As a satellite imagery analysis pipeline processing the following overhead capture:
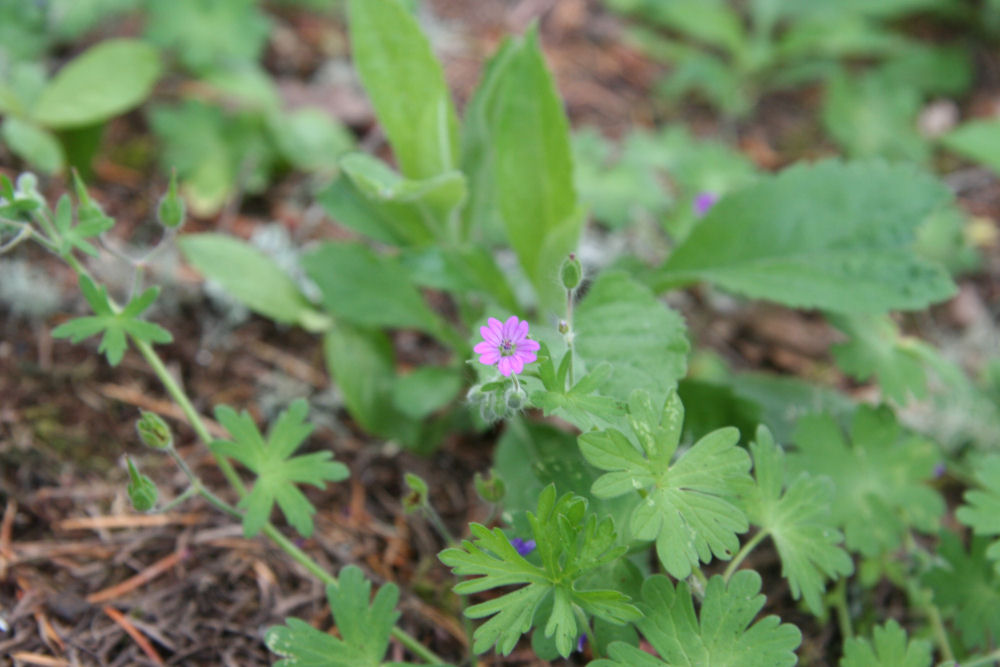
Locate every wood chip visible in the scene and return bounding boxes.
[54,513,208,532]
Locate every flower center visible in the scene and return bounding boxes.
[500,338,515,356]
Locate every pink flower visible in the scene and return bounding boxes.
[474,316,540,377]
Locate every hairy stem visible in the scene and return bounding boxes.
[723,528,769,583]
[832,578,853,641]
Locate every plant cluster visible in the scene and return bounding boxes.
[3,0,1000,665]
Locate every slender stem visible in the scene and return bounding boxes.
[155,485,197,513]
[723,528,769,582]
[167,448,242,519]
[832,578,853,640]
[925,600,955,665]
[963,648,1000,667]
[564,287,575,389]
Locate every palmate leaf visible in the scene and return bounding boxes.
[51,190,113,257]
[438,485,640,657]
[52,274,172,366]
[743,426,853,615]
[266,565,416,667]
[787,405,943,557]
[829,313,928,404]
[592,571,801,667]
[956,455,1000,574]
[654,160,955,313]
[211,399,349,538]
[923,532,1000,651]
[840,620,932,667]
[579,389,752,579]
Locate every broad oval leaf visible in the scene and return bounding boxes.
[34,39,161,129]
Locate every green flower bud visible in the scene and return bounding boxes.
[403,473,429,514]
[505,386,527,411]
[157,170,185,229]
[474,470,506,504]
[560,253,583,290]
[136,411,173,450]
[126,457,158,512]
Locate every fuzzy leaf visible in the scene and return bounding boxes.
[956,455,1000,575]
[840,620,932,667]
[787,406,943,557]
[923,532,1000,651]
[654,160,955,313]
[267,566,415,667]
[743,426,853,615]
[52,275,172,366]
[592,571,801,667]
[579,389,752,579]
[211,399,349,537]
[439,485,640,657]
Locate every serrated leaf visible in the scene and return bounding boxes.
[266,566,415,667]
[923,532,1000,651]
[574,271,689,406]
[347,0,458,180]
[956,455,1000,575]
[654,160,956,313]
[52,275,172,366]
[840,620,932,667]
[211,399,349,537]
[579,389,751,579]
[592,571,801,667]
[34,39,161,129]
[830,313,928,404]
[743,425,853,615]
[787,405,944,557]
[178,233,329,332]
[439,486,640,657]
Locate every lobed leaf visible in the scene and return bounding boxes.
[840,620,932,667]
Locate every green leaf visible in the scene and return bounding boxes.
[347,0,458,180]
[303,241,452,343]
[33,39,161,129]
[399,244,519,313]
[1,117,64,174]
[391,366,463,420]
[210,399,349,537]
[267,566,414,667]
[439,485,641,657]
[531,364,629,433]
[655,160,956,313]
[469,26,582,311]
[271,107,354,172]
[645,0,746,54]
[829,313,928,403]
[593,571,801,667]
[840,620,932,667]
[48,190,113,257]
[743,425,853,615]
[923,532,1000,651]
[177,233,329,332]
[52,275,172,366]
[574,271,689,406]
[956,455,1000,575]
[339,152,466,242]
[579,389,752,579]
[787,405,944,557]
[144,0,270,73]
[942,119,1000,178]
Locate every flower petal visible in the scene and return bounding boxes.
[503,315,519,340]
[516,350,537,365]
[497,356,514,376]
[481,323,501,345]
[518,338,540,352]
[508,356,525,375]
[474,341,497,354]
[479,350,501,365]
[514,318,529,341]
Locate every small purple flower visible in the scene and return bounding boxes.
[693,191,718,217]
[577,634,587,653]
[933,462,947,479]
[510,537,536,556]
[474,316,540,377]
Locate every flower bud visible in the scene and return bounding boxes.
[558,319,569,335]
[474,470,506,503]
[505,386,527,411]
[126,457,158,512]
[560,254,583,290]
[157,170,185,229]
[136,411,173,450]
[402,473,429,514]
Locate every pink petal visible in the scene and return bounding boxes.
[474,341,496,354]
[502,316,519,340]
[497,356,514,376]
[513,319,529,341]
[508,356,525,375]
[518,338,540,352]
[487,317,504,338]
[481,323,501,345]
[479,350,501,365]
[516,350,537,365]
